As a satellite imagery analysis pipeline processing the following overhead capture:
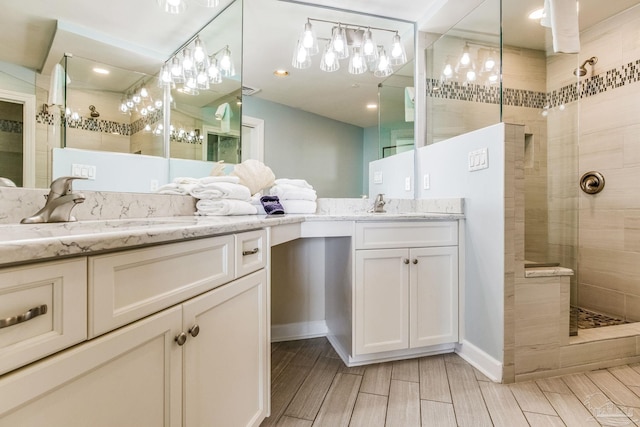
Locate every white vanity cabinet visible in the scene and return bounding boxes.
[353,221,459,357]
[0,230,269,427]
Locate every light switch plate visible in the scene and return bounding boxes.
[423,174,430,190]
[468,148,489,172]
[373,171,383,184]
[71,163,97,180]
[404,176,411,191]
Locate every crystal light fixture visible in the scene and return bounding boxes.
[291,17,408,77]
[441,42,500,85]
[160,39,234,93]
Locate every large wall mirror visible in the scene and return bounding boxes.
[242,0,414,198]
[52,0,244,193]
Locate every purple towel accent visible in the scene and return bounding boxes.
[260,195,285,215]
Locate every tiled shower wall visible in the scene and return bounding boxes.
[428,4,640,322]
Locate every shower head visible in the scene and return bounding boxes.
[573,56,598,77]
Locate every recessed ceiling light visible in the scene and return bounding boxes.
[93,67,110,75]
[273,69,289,77]
[528,7,545,20]
[366,103,378,110]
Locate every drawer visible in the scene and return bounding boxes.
[235,229,267,278]
[0,258,87,375]
[355,221,458,249]
[89,235,234,338]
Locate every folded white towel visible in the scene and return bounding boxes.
[196,199,257,216]
[541,0,580,53]
[189,182,251,201]
[156,182,196,195]
[198,176,240,184]
[281,200,317,214]
[270,185,317,201]
[274,178,313,189]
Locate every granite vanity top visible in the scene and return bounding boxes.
[0,212,463,267]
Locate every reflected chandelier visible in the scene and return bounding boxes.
[158,36,235,95]
[440,42,499,86]
[292,18,407,77]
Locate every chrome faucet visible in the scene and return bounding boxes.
[372,193,386,213]
[21,177,87,224]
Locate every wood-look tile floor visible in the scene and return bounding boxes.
[261,337,640,427]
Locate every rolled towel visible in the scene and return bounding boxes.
[189,182,251,200]
[280,200,317,214]
[274,178,313,189]
[270,185,317,201]
[196,199,257,216]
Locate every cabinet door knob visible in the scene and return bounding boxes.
[189,324,200,337]
[403,258,410,264]
[175,332,188,346]
[412,259,418,264]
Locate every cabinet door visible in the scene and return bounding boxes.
[355,249,409,355]
[410,246,458,348]
[0,306,183,427]
[182,270,268,427]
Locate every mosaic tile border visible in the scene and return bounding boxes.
[35,110,162,137]
[428,58,640,109]
[0,119,23,133]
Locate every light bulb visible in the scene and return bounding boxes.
[220,48,232,71]
[488,73,498,84]
[197,72,207,84]
[160,65,171,83]
[302,23,314,49]
[484,57,496,71]
[186,77,197,89]
[140,87,149,98]
[362,29,376,56]
[460,52,470,66]
[443,64,453,77]
[155,100,163,108]
[378,54,389,71]
[466,69,476,81]
[140,107,148,116]
[119,103,128,113]
[324,50,336,66]
[193,38,206,63]
[170,57,182,76]
[132,93,141,104]
[296,45,308,64]
[182,49,194,71]
[391,40,402,58]
[144,124,151,132]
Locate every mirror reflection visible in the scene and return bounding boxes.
[45,0,243,193]
[242,0,414,197]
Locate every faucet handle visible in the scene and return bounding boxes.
[49,176,87,197]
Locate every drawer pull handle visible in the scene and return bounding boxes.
[412,259,418,264]
[175,332,188,346]
[403,258,410,264]
[189,324,200,338]
[0,304,48,329]
[243,248,259,256]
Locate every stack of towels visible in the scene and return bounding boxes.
[157,176,256,215]
[268,178,317,214]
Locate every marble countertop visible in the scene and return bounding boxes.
[0,212,463,267]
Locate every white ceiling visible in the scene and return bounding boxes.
[1,0,639,128]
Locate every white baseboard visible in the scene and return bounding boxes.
[455,340,503,382]
[271,320,328,342]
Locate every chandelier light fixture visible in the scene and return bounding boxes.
[119,81,163,116]
[441,42,499,86]
[291,18,408,76]
[157,0,220,14]
[159,36,235,95]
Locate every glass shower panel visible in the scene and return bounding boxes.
[424,0,501,146]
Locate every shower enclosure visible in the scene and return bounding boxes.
[426,0,640,337]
